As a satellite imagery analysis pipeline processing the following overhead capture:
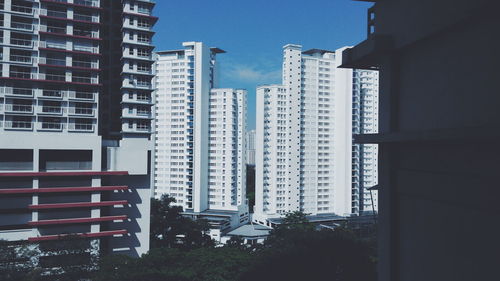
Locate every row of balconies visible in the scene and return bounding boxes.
[1,55,98,69]
[1,39,100,54]
[0,87,96,101]
[39,9,100,23]
[39,25,99,39]
[0,104,96,117]
[6,71,99,84]
[0,120,95,132]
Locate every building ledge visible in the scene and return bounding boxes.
[355,127,500,144]
[28,230,127,242]
[0,171,128,177]
[339,35,393,70]
[29,200,128,210]
[0,186,128,194]
[28,215,127,226]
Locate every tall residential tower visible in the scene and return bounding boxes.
[0,0,156,258]
[154,42,248,238]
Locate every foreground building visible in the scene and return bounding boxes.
[254,44,379,225]
[154,42,249,239]
[342,0,499,280]
[0,0,156,258]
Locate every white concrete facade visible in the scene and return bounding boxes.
[154,42,248,230]
[255,44,378,223]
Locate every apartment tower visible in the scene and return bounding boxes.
[0,0,156,258]
[154,42,248,237]
[254,44,378,224]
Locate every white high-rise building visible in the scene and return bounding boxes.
[254,44,378,224]
[246,130,256,165]
[154,42,248,237]
[351,70,379,214]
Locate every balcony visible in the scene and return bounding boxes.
[74,13,99,23]
[0,87,34,98]
[38,106,64,115]
[11,22,34,31]
[10,38,35,48]
[73,29,99,38]
[9,71,35,79]
[38,122,64,131]
[74,0,99,7]
[40,73,67,82]
[9,54,34,64]
[68,123,94,132]
[39,90,65,99]
[4,104,34,114]
[39,57,67,66]
[11,4,34,15]
[68,91,95,101]
[73,44,99,53]
[40,9,67,19]
[68,107,94,116]
[4,121,33,130]
[39,41,66,50]
[72,76,98,84]
[40,25,67,34]
[72,60,98,69]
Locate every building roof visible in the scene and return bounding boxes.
[227,224,272,237]
[302,48,336,55]
[156,49,185,55]
[210,47,226,54]
[267,213,346,224]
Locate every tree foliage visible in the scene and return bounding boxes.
[150,195,214,249]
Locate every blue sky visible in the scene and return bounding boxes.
[152,0,372,129]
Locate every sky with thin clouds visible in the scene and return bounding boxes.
[153,0,372,129]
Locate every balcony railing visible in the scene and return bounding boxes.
[73,29,98,38]
[73,60,98,69]
[11,5,34,14]
[38,122,64,131]
[72,76,97,84]
[68,107,94,116]
[9,71,34,79]
[74,0,99,7]
[4,104,33,114]
[68,123,94,132]
[41,25,67,34]
[40,57,67,66]
[43,73,66,81]
[68,91,95,100]
[73,45,99,53]
[0,87,34,97]
[9,55,34,64]
[39,41,66,50]
[42,9,67,18]
[11,22,34,31]
[10,38,34,48]
[4,121,33,130]
[40,90,65,99]
[38,106,64,115]
[74,14,99,23]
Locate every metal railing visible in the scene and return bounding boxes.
[68,107,94,115]
[39,122,64,130]
[43,73,66,81]
[9,71,33,79]
[41,90,65,98]
[11,5,33,14]
[4,121,32,130]
[74,0,99,7]
[73,29,98,38]
[10,37,34,48]
[9,55,33,63]
[4,104,33,113]
[40,41,67,50]
[11,22,33,31]
[68,91,95,100]
[40,57,66,66]
[39,106,64,114]
[45,10,67,18]
[73,45,98,53]
[68,123,94,132]
[74,14,99,23]
[73,60,98,69]
[72,76,97,84]
[0,87,34,97]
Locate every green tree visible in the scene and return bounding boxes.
[150,195,214,249]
